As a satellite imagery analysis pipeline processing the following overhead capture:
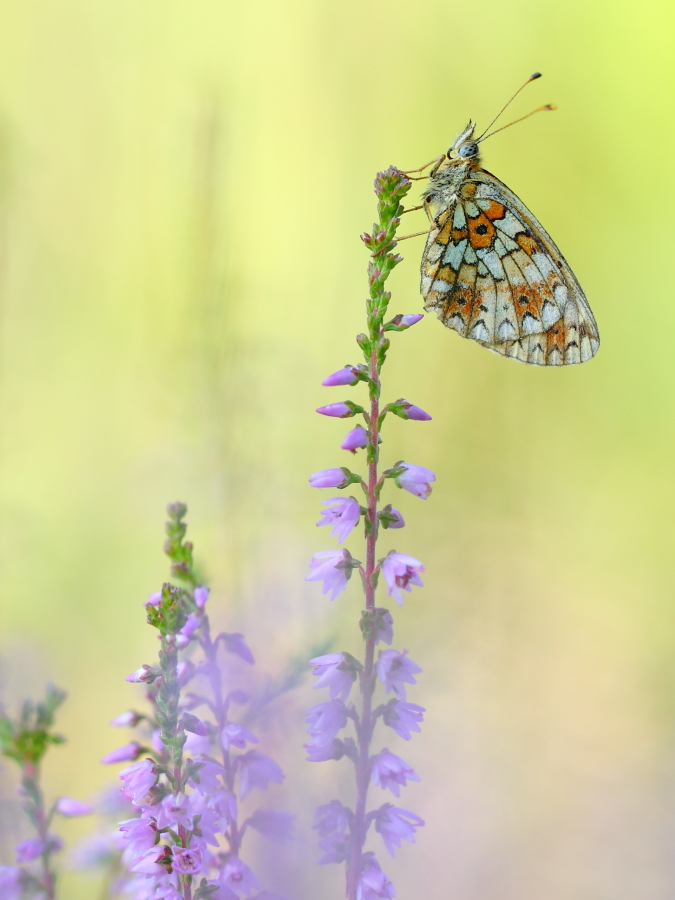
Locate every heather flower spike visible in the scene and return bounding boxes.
[305,167,429,898]
[108,503,291,899]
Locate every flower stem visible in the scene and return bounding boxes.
[346,167,412,899]
[21,764,56,899]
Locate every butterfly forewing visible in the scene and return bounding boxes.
[420,165,599,366]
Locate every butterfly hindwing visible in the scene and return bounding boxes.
[420,167,600,366]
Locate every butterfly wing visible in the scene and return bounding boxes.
[420,168,600,366]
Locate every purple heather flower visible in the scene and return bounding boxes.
[221,722,259,750]
[396,400,431,421]
[156,792,194,830]
[316,402,355,418]
[0,866,23,900]
[396,463,436,499]
[376,649,422,700]
[176,659,196,685]
[118,758,158,803]
[341,425,369,452]
[219,856,260,897]
[246,809,295,842]
[382,700,425,740]
[184,730,212,756]
[179,613,201,639]
[306,699,348,746]
[381,552,424,606]
[173,846,203,875]
[110,710,143,727]
[371,749,420,797]
[144,591,162,607]
[125,664,161,684]
[309,653,357,702]
[182,713,208,736]
[305,550,351,601]
[304,738,345,762]
[221,632,255,665]
[101,741,144,764]
[309,467,348,488]
[371,804,424,857]
[54,796,93,817]
[128,846,171,875]
[356,853,395,900]
[316,496,361,542]
[16,837,47,863]
[237,751,284,799]
[380,505,405,529]
[194,585,210,607]
[313,800,350,838]
[188,758,226,793]
[372,608,394,646]
[318,832,349,865]
[119,817,158,857]
[322,366,360,386]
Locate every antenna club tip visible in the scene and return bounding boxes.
[545,104,557,111]
[530,71,542,80]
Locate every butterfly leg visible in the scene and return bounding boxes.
[400,204,424,215]
[396,227,434,242]
[399,155,445,179]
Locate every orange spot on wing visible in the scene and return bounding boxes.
[467,214,495,249]
[451,228,468,241]
[483,201,506,221]
[517,234,538,256]
[436,217,453,245]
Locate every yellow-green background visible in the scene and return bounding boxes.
[0,1,674,897]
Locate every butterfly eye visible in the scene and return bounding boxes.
[458,142,478,159]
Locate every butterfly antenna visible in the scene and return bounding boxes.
[475,72,543,142]
[477,104,557,143]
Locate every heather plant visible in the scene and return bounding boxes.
[0,686,93,899]
[304,168,429,899]
[102,503,292,900]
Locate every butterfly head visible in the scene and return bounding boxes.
[448,122,480,162]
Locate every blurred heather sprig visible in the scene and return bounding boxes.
[102,503,292,900]
[304,168,429,898]
[0,685,93,899]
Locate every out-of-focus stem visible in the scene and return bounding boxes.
[21,764,56,900]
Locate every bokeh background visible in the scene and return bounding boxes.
[1,1,675,897]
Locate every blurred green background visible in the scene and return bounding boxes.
[1,0,675,897]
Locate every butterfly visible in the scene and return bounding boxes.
[416,74,599,366]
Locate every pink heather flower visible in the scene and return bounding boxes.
[309,653,357,702]
[173,847,203,875]
[313,800,349,837]
[371,749,420,797]
[0,866,23,900]
[306,699,348,746]
[398,400,431,420]
[237,751,284,799]
[110,710,143,727]
[309,467,348,488]
[144,591,162,607]
[221,633,255,665]
[176,659,196,685]
[391,313,423,328]
[246,809,295,842]
[376,649,422,700]
[318,833,349,865]
[316,402,354,418]
[184,730,212,756]
[157,792,193,829]
[305,550,350,601]
[221,722,259,750]
[396,462,436,499]
[151,728,165,753]
[128,846,171,875]
[55,796,93,816]
[194,585,210,607]
[382,700,425,740]
[379,505,405,529]
[316,496,361,542]
[219,856,260,897]
[381,552,424,606]
[187,758,226,793]
[180,613,201,639]
[119,817,158,857]
[341,425,369,452]
[119,758,158,803]
[125,664,161,684]
[357,853,395,900]
[322,366,360,386]
[101,741,144,764]
[371,804,424,857]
